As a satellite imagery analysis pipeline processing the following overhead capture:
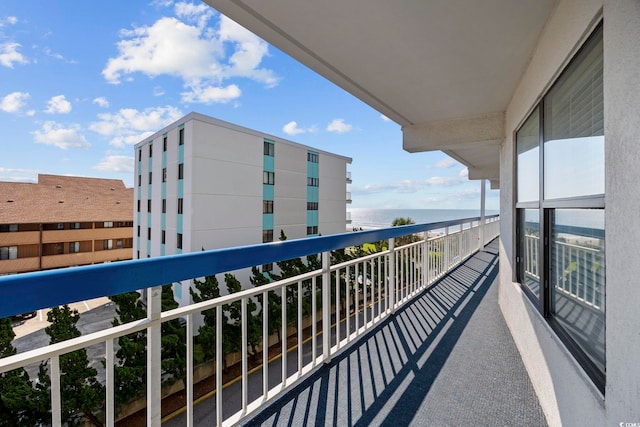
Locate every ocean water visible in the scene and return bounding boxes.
[348,208,499,230]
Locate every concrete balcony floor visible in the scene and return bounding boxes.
[167,240,547,426]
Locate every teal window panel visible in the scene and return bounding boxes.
[307,186,319,201]
[179,145,184,163]
[161,244,165,256]
[263,184,274,200]
[147,213,152,226]
[178,180,184,198]
[263,213,274,230]
[174,282,182,301]
[306,210,319,226]
[161,214,166,229]
[176,248,182,254]
[177,214,183,232]
[307,162,319,177]
[162,183,166,198]
[162,152,167,166]
[263,155,274,171]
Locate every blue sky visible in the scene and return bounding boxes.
[0,0,499,210]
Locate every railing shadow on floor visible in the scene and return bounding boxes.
[241,246,499,426]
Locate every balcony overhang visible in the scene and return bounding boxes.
[203,0,557,189]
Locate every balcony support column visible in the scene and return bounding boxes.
[322,251,331,363]
[147,286,162,427]
[480,179,486,249]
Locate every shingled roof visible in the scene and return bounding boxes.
[0,174,133,224]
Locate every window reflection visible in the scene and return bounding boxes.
[550,209,605,372]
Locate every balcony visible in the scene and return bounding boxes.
[0,215,547,427]
[346,171,352,183]
[346,211,352,224]
[346,192,352,204]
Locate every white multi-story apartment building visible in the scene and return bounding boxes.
[133,112,352,303]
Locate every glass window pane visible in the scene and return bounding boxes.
[517,109,540,202]
[519,209,540,297]
[544,27,603,199]
[550,209,605,372]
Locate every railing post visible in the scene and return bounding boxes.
[147,286,162,427]
[388,238,396,314]
[422,231,428,289]
[322,251,331,362]
[444,227,450,272]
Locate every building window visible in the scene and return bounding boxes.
[137,200,141,212]
[0,224,18,232]
[104,221,113,228]
[147,200,152,213]
[147,228,151,240]
[515,24,604,390]
[162,168,167,183]
[179,128,184,146]
[56,223,64,230]
[263,200,274,214]
[138,174,141,187]
[70,222,80,229]
[307,177,319,187]
[262,229,273,243]
[162,199,166,214]
[149,144,153,158]
[263,171,275,185]
[138,149,142,162]
[69,242,80,253]
[178,198,184,214]
[262,263,273,272]
[163,135,167,152]
[104,240,113,250]
[307,202,318,211]
[149,171,152,184]
[307,226,318,235]
[0,246,18,260]
[117,240,123,249]
[307,152,318,163]
[177,233,183,249]
[137,226,140,237]
[178,163,184,180]
[264,141,274,156]
[161,230,166,244]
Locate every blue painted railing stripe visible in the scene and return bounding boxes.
[0,215,497,318]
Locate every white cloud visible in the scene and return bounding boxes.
[380,114,391,122]
[102,12,278,103]
[44,95,72,114]
[459,167,469,178]
[0,42,28,68]
[434,158,458,169]
[153,86,165,96]
[89,106,183,147]
[353,175,466,195]
[282,121,305,136]
[326,118,353,133]
[0,166,37,183]
[181,84,241,104]
[0,91,30,113]
[32,121,91,149]
[93,97,110,108]
[93,155,134,173]
[0,16,18,26]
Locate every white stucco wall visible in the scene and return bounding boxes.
[499,1,615,426]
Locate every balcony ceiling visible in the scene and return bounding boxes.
[204,0,558,188]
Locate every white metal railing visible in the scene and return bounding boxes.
[523,234,603,310]
[0,217,499,427]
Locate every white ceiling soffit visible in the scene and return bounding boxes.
[204,0,557,186]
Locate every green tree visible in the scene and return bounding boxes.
[110,291,146,406]
[190,274,221,363]
[392,217,417,246]
[39,305,104,426]
[0,317,42,426]
[160,285,187,387]
[250,266,282,345]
